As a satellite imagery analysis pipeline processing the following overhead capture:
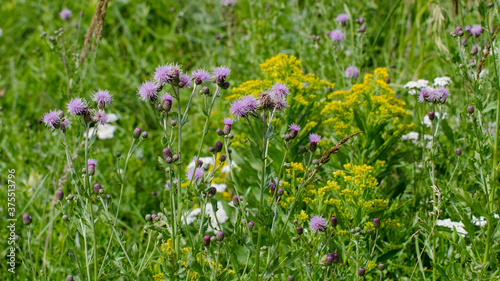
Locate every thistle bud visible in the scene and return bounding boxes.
[93,183,102,194]
[219,155,226,162]
[56,189,64,201]
[209,146,215,153]
[471,45,478,56]
[232,195,239,206]
[461,38,468,46]
[170,119,178,127]
[355,226,362,232]
[200,86,210,95]
[248,221,254,230]
[214,141,223,152]
[357,24,366,33]
[23,213,32,225]
[67,194,74,201]
[66,275,74,281]
[277,188,284,196]
[325,254,334,266]
[163,147,173,159]
[62,214,69,222]
[283,134,291,141]
[133,127,142,139]
[216,231,225,241]
[291,236,299,242]
[378,263,386,270]
[373,217,380,228]
[330,216,337,228]
[227,133,234,139]
[145,214,152,221]
[299,146,307,153]
[151,213,158,221]
[428,111,435,120]
[467,105,474,114]
[116,152,122,158]
[287,275,294,281]
[221,81,230,89]
[141,131,149,139]
[258,92,274,110]
[165,157,173,164]
[296,226,303,235]
[367,229,374,235]
[331,253,339,263]
[358,267,366,276]
[455,148,462,156]
[309,142,317,152]
[173,154,180,162]
[203,235,211,246]
[216,128,224,136]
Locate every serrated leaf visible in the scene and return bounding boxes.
[157,156,168,169]
[114,172,123,184]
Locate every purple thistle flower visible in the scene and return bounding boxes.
[270,92,289,111]
[271,83,289,98]
[289,123,301,132]
[67,98,87,115]
[60,117,70,131]
[464,25,471,35]
[60,9,72,20]
[309,134,321,144]
[327,29,344,42]
[92,90,112,108]
[344,66,359,79]
[470,25,484,37]
[23,213,32,225]
[191,69,211,85]
[309,216,327,232]
[43,110,62,129]
[88,159,97,166]
[212,66,231,85]
[289,123,301,139]
[179,73,192,88]
[165,179,178,191]
[186,168,204,184]
[230,95,259,118]
[93,110,108,125]
[138,81,159,101]
[336,13,349,25]
[154,63,182,85]
[223,118,233,126]
[222,0,235,6]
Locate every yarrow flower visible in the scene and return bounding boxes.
[404,79,429,95]
[327,29,344,42]
[92,110,108,125]
[67,98,87,115]
[138,81,159,102]
[92,89,112,108]
[310,216,328,232]
[191,69,211,85]
[335,13,349,25]
[60,9,72,20]
[212,66,231,85]
[433,77,452,87]
[179,73,192,88]
[230,95,259,118]
[154,63,181,84]
[344,66,359,79]
[186,168,204,185]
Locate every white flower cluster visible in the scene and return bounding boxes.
[404,76,452,95]
[401,131,419,143]
[182,201,229,233]
[84,113,119,139]
[436,214,499,236]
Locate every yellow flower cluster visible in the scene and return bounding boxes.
[229,54,335,134]
[321,68,412,136]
